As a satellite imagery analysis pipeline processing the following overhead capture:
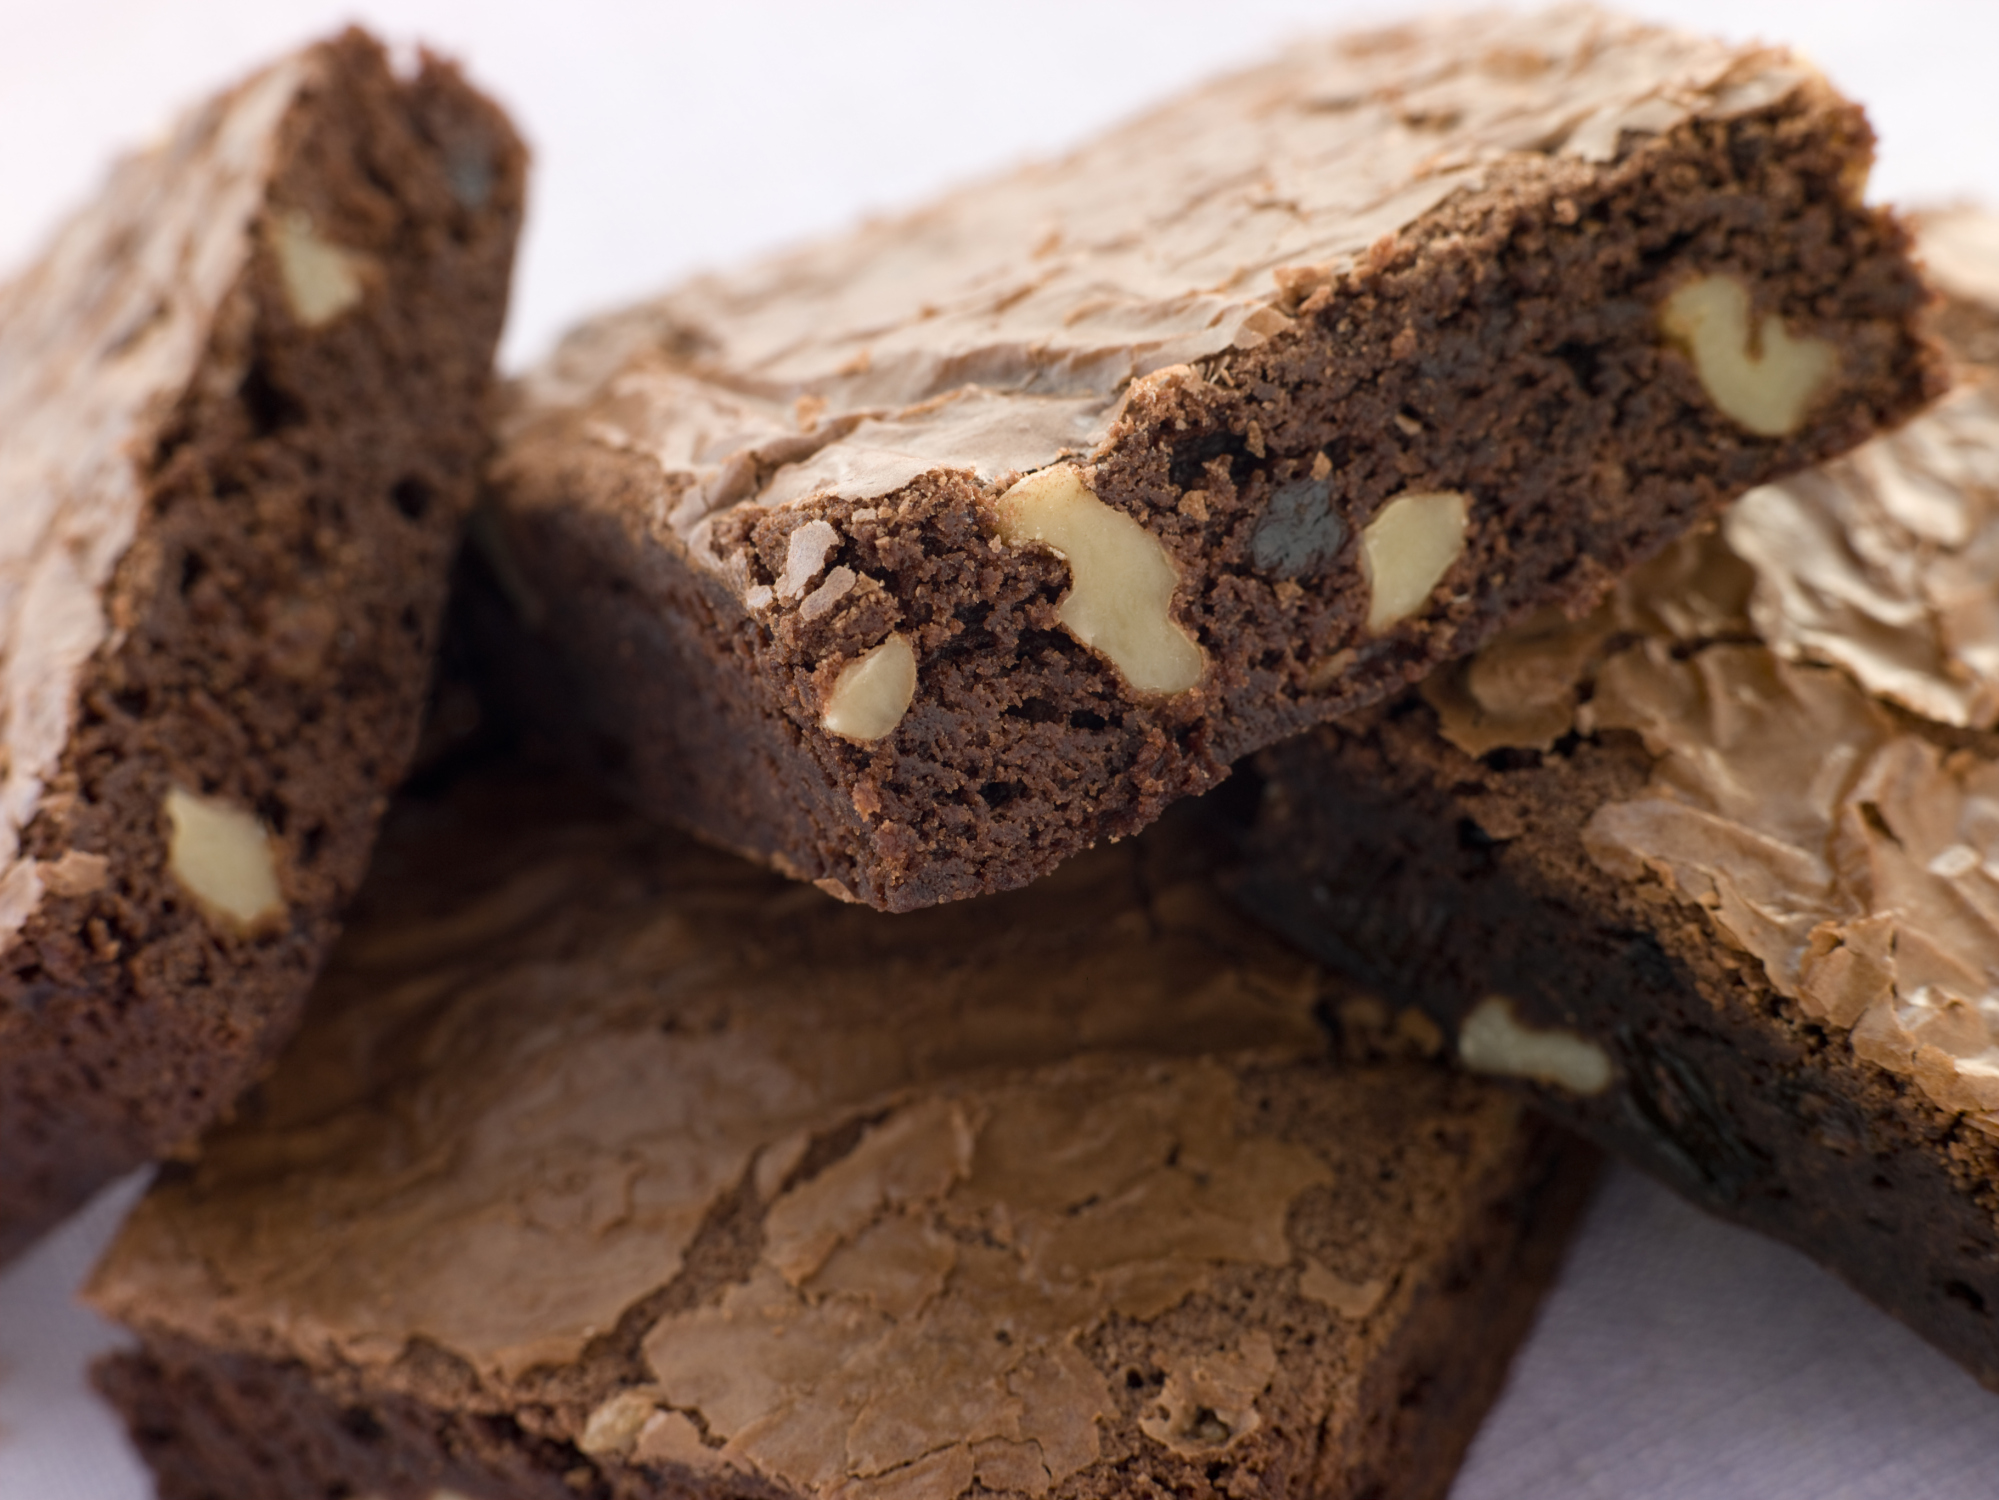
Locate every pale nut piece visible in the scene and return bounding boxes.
[1458,995,1612,1094]
[1658,274,1838,438]
[579,1390,661,1457]
[821,632,917,743]
[995,463,1205,694]
[163,786,284,931]
[1360,489,1470,633]
[271,209,364,328]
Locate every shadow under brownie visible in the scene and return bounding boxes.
[88,768,1593,1500]
[1236,206,1999,1389]
[0,30,525,1264]
[480,6,1938,913]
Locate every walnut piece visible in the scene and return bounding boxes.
[164,786,284,931]
[995,463,1205,694]
[270,209,364,328]
[1659,274,1838,438]
[1360,489,1470,632]
[1457,996,1612,1095]
[580,1390,661,1457]
[821,632,917,743]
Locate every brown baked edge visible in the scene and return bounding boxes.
[91,1074,1593,1500]
[0,32,525,1264]
[1235,712,1999,1390]
[484,80,1939,913]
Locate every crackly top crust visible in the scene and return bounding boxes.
[1420,209,1999,1130]
[0,51,319,948]
[509,6,1821,578]
[85,772,1536,1500]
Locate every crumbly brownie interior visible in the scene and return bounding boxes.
[1238,679,1999,1387]
[0,33,524,1261]
[492,82,1936,911]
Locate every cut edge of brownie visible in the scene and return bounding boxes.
[485,65,1940,913]
[0,30,526,1263]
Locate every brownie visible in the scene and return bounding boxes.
[479,8,1938,914]
[1234,206,1999,1387]
[87,767,1595,1500]
[0,30,525,1264]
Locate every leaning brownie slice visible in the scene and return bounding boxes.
[0,30,525,1263]
[88,768,1594,1500]
[482,6,1937,912]
[1235,207,1999,1386]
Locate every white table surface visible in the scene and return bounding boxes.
[6,3,1999,1495]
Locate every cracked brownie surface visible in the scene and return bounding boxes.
[89,766,1593,1500]
[1237,206,1999,1389]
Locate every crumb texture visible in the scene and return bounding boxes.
[1238,213,1999,1383]
[0,27,525,1262]
[488,6,1937,911]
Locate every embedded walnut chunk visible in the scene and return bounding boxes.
[270,209,364,327]
[163,787,284,932]
[1659,274,1838,438]
[821,632,917,743]
[1360,489,1470,632]
[580,1390,662,1457]
[1458,996,1612,1095]
[995,464,1205,694]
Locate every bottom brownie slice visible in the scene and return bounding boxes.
[1235,208,1999,1391]
[87,767,1591,1500]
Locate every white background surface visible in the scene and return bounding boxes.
[5,2,1999,1496]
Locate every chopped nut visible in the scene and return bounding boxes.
[821,632,917,743]
[1457,996,1612,1094]
[1360,489,1470,632]
[270,210,364,328]
[995,464,1205,694]
[1659,274,1838,438]
[164,787,284,932]
[580,1390,661,1457]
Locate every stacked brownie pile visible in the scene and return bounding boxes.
[5,7,1992,1498]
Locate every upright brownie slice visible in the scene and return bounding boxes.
[481,7,1937,912]
[0,30,525,1263]
[88,768,1594,1500]
[1236,207,1999,1387]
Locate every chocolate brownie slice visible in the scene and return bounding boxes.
[88,767,1594,1500]
[1234,207,1999,1387]
[0,30,525,1264]
[480,7,1938,913]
